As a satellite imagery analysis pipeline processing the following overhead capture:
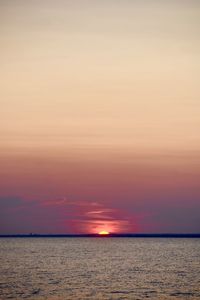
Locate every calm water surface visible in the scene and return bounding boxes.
[0,238,200,299]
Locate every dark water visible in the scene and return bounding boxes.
[0,238,200,300]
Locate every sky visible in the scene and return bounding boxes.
[0,0,200,234]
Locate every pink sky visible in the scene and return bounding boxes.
[0,0,200,234]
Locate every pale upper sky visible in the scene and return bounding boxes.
[1,0,200,154]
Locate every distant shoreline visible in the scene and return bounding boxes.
[0,233,200,238]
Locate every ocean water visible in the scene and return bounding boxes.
[0,238,200,300]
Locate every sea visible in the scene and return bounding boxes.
[0,238,200,299]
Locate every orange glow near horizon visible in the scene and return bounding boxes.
[98,231,110,235]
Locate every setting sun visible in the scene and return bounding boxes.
[98,231,109,235]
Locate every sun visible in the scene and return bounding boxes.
[98,230,109,235]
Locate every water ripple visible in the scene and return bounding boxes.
[0,238,200,300]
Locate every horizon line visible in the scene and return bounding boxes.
[1,233,200,238]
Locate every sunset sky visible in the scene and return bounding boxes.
[0,0,200,234]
